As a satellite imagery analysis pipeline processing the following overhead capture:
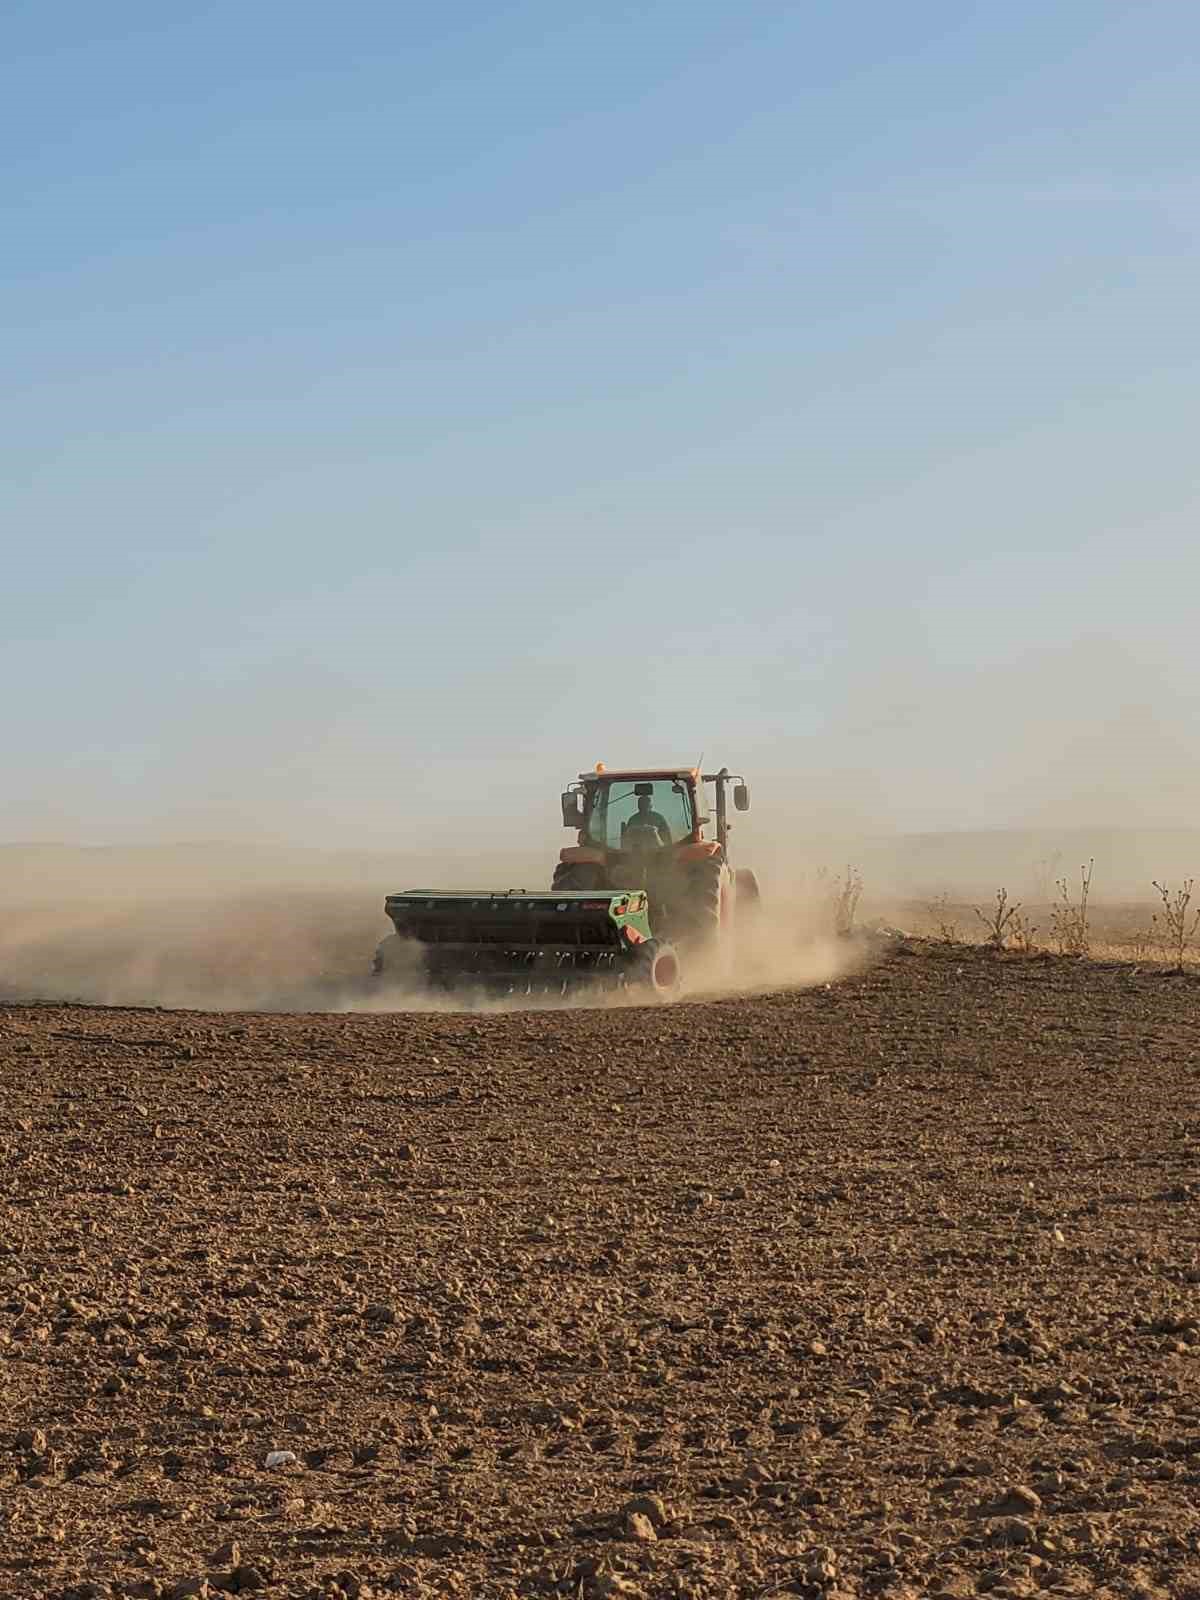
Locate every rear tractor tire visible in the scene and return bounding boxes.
[685,856,734,962]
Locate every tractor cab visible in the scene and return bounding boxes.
[560,766,750,861]
[554,764,756,949]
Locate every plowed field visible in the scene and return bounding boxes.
[2,942,1199,1600]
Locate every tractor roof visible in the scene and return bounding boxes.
[579,767,700,783]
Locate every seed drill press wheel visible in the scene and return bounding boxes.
[632,938,681,999]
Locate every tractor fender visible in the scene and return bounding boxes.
[674,841,723,863]
[559,845,607,866]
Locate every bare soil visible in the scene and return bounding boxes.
[2,941,1199,1600]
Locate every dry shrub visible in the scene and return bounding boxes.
[1151,878,1200,972]
[1008,906,1040,954]
[925,891,960,944]
[973,888,1023,950]
[818,865,863,937]
[1050,860,1094,957]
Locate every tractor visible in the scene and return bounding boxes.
[373,763,759,998]
[553,764,759,957]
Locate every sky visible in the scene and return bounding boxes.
[4,0,1199,851]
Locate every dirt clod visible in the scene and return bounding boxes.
[620,1494,670,1529]
[622,1511,658,1541]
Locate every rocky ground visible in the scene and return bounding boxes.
[1,941,1199,1599]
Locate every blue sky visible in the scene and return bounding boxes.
[5,1,1199,847]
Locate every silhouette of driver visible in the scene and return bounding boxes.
[621,786,673,848]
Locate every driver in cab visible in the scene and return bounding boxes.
[621,785,673,849]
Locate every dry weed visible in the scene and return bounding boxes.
[818,865,864,937]
[1050,860,1094,957]
[925,891,960,944]
[1125,923,1160,965]
[973,888,1023,951]
[1151,878,1200,972]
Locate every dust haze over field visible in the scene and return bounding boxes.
[3,826,1199,1014]
[4,638,1200,1009]
[0,843,869,1012]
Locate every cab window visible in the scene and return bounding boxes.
[585,779,694,849]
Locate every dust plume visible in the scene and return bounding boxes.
[680,881,878,1001]
[9,628,1200,1010]
[0,845,870,1014]
[0,887,380,1012]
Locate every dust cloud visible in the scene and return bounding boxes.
[6,630,1200,1009]
[0,844,536,1013]
[5,809,1200,1013]
[0,882,378,1013]
[0,843,874,1013]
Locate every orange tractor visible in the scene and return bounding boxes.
[554,764,760,961]
[375,763,759,997]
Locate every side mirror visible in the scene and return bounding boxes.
[733,783,750,813]
[561,791,585,829]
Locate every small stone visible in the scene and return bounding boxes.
[624,1511,658,1541]
[927,1575,973,1599]
[621,1494,669,1529]
[1127,1574,1171,1600]
[590,1577,642,1599]
[984,1484,1042,1517]
[805,1543,839,1583]
[988,1517,1035,1547]
[405,1531,466,1557]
